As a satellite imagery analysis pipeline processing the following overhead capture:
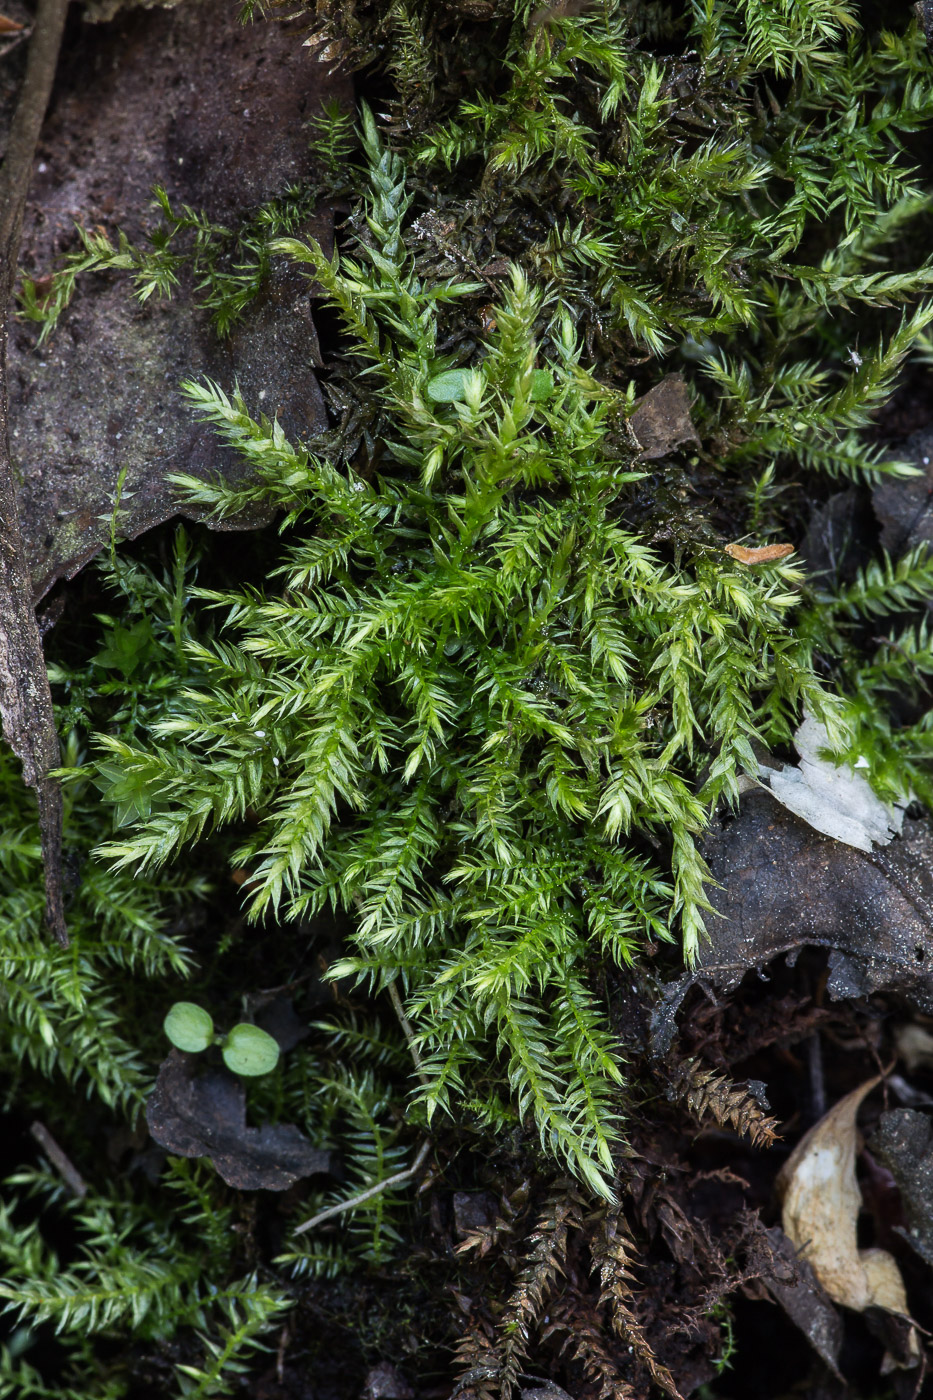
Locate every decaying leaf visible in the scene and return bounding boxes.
[0,14,24,30]
[10,0,350,599]
[777,1078,919,1366]
[629,373,700,462]
[760,714,904,853]
[0,0,71,947]
[895,1022,933,1073]
[871,1108,933,1269]
[724,542,795,564]
[872,427,933,556]
[363,1362,415,1400]
[651,791,933,1056]
[146,1049,334,1190]
[759,1225,844,1379]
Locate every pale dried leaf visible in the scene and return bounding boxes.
[895,1023,933,1073]
[761,714,904,852]
[778,1076,918,1358]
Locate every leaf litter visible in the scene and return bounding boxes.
[778,1078,921,1369]
[759,714,906,854]
[7,0,350,600]
[146,1049,334,1191]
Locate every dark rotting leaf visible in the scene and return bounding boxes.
[146,1049,334,1190]
[652,791,933,1055]
[629,373,700,462]
[871,1108,933,1270]
[0,0,70,947]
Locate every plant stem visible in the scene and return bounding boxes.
[292,1137,432,1238]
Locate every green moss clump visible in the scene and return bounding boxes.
[2,2,933,1394]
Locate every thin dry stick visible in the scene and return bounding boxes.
[292,1136,432,1237]
[0,0,69,946]
[30,1120,88,1198]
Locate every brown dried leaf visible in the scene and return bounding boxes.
[629,374,700,462]
[777,1078,920,1365]
[724,542,795,564]
[146,1050,334,1191]
[0,14,24,30]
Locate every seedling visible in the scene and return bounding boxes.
[163,1001,280,1076]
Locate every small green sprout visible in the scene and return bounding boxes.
[163,1001,280,1076]
[221,1024,281,1077]
[163,1001,214,1053]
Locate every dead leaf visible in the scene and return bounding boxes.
[759,1225,844,1379]
[798,488,873,586]
[146,1049,334,1191]
[777,1077,919,1365]
[0,0,71,946]
[0,14,24,30]
[453,1190,499,1240]
[247,993,311,1054]
[760,714,905,853]
[724,542,795,564]
[629,374,700,462]
[871,1108,933,1269]
[651,792,933,1057]
[522,1386,576,1400]
[9,1,351,599]
[895,1023,933,1073]
[872,427,933,557]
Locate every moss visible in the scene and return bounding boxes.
[2,1,933,1395]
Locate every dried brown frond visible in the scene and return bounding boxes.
[668,1057,780,1148]
[456,1215,516,1260]
[498,1187,584,1398]
[545,1296,636,1400]
[592,1208,682,1400]
[449,1321,500,1400]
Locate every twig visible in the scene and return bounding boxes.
[0,0,69,946]
[30,1120,88,1198]
[292,1136,432,1237]
[387,978,429,1086]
